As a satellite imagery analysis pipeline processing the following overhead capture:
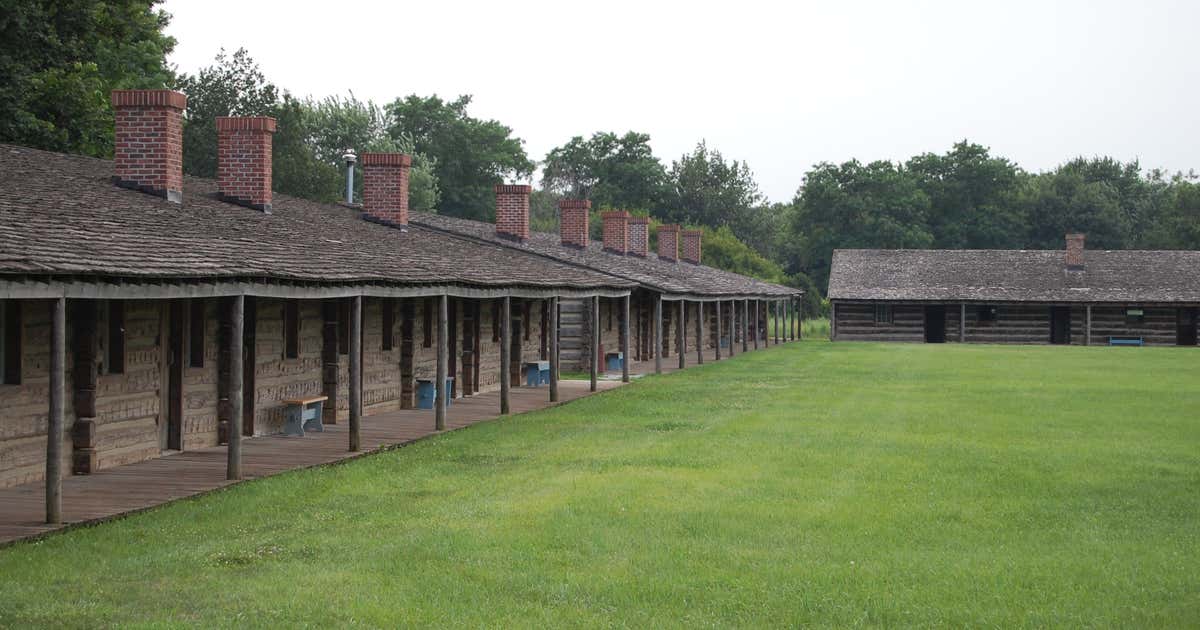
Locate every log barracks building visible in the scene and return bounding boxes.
[828,235,1200,346]
[0,89,797,524]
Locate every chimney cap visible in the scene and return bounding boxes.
[494,184,532,194]
[601,209,630,219]
[658,223,681,232]
[111,89,187,110]
[559,199,591,210]
[215,116,276,132]
[682,228,703,236]
[343,151,357,165]
[361,153,412,167]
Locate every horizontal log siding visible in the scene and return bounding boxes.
[1090,306,1183,346]
[834,303,925,342]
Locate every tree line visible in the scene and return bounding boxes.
[4,1,1196,319]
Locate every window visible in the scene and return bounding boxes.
[423,298,434,348]
[284,302,300,359]
[189,300,206,368]
[382,300,395,351]
[978,305,998,322]
[2,301,20,385]
[1125,307,1145,325]
[338,300,350,355]
[103,301,125,375]
[874,304,893,325]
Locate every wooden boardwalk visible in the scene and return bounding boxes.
[0,379,622,546]
[0,342,780,547]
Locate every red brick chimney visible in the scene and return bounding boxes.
[628,216,649,257]
[361,153,412,225]
[681,229,703,265]
[494,184,531,241]
[658,224,680,261]
[601,210,630,254]
[216,117,276,212]
[111,89,187,203]
[1065,233,1086,270]
[559,199,591,248]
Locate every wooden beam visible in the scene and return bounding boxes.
[501,296,511,414]
[46,297,65,524]
[677,300,686,369]
[1086,304,1092,346]
[227,295,243,480]
[436,294,448,430]
[741,300,749,353]
[696,301,704,364]
[549,297,559,402]
[654,294,663,375]
[960,303,966,343]
[621,294,631,383]
[348,295,362,451]
[753,301,759,349]
[715,300,722,360]
[590,296,599,392]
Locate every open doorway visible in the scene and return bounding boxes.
[1050,306,1071,344]
[164,300,184,451]
[924,306,946,343]
[1178,307,1198,346]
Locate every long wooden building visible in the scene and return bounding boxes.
[828,234,1200,346]
[0,89,796,526]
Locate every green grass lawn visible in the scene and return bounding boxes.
[2,341,1198,627]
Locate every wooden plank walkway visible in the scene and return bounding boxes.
[0,379,621,547]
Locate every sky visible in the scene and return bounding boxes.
[161,0,1200,203]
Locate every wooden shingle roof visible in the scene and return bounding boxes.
[411,212,798,300]
[828,248,1200,303]
[0,145,634,293]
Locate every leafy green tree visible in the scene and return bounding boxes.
[791,160,934,290]
[541,132,672,211]
[906,141,1027,249]
[176,48,278,178]
[1019,168,1132,250]
[386,94,533,221]
[0,0,176,156]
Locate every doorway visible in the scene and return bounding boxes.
[1050,306,1071,345]
[1178,307,1198,346]
[924,306,946,343]
[165,301,184,451]
[242,297,257,436]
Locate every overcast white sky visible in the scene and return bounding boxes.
[162,0,1199,202]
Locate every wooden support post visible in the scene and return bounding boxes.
[436,294,448,430]
[753,301,759,349]
[960,303,966,343]
[621,294,631,383]
[1085,304,1092,346]
[830,302,837,340]
[45,297,65,524]
[715,300,723,360]
[590,296,599,392]
[500,295,512,414]
[349,295,362,451]
[549,297,560,401]
[774,301,780,344]
[677,300,686,369]
[654,294,663,375]
[227,295,244,480]
[741,300,749,353]
[696,301,704,365]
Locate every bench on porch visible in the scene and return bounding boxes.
[282,395,328,436]
[417,377,454,409]
[604,351,624,371]
[524,361,550,386]
[1108,336,1144,347]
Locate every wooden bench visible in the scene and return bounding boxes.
[282,395,328,436]
[524,361,550,387]
[604,351,624,371]
[1108,336,1144,347]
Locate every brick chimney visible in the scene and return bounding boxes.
[111,89,187,203]
[628,216,649,257]
[681,229,702,264]
[361,153,412,225]
[559,199,591,248]
[658,224,680,261]
[494,184,531,241]
[1065,233,1086,270]
[216,117,276,212]
[601,210,630,254]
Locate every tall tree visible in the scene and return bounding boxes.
[176,48,278,178]
[667,141,764,228]
[906,141,1027,249]
[0,0,176,156]
[386,95,533,221]
[541,131,671,211]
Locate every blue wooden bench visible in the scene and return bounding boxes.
[605,352,624,371]
[1108,336,1144,347]
[524,361,550,386]
[417,377,454,409]
[282,395,327,436]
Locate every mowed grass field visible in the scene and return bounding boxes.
[2,340,1198,627]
